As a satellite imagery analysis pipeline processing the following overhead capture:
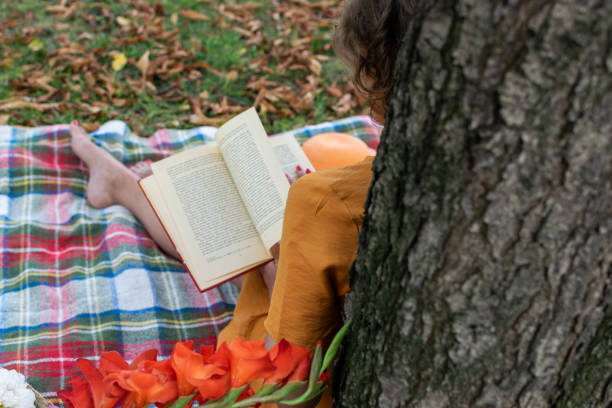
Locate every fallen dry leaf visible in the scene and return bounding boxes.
[45,2,77,17]
[0,100,60,111]
[116,16,131,27]
[81,122,100,132]
[112,99,127,107]
[181,9,209,21]
[226,70,239,81]
[308,58,322,76]
[0,114,10,125]
[136,50,150,78]
[253,88,267,108]
[189,113,226,126]
[0,58,13,68]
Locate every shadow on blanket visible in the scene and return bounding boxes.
[0,117,379,399]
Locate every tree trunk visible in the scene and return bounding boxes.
[333,0,611,407]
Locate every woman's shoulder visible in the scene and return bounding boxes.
[291,156,374,197]
[288,157,374,221]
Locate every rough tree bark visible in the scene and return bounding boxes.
[334,0,611,407]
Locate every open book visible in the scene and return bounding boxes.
[138,107,314,291]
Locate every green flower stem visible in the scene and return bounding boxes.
[280,383,326,406]
[280,345,323,406]
[319,319,351,376]
[252,383,279,398]
[163,393,197,408]
[201,386,248,408]
[230,381,307,407]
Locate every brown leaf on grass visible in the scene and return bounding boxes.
[239,2,264,10]
[2,18,18,28]
[45,2,77,17]
[84,72,96,88]
[225,70,239,81]
[289,0,334,9]
[0,58,13,68]
[0,114,10,125]
[136,50,150,78]
[246,32,264,46]
[181,9,209,21]
[116,16,131,27]
[331,93,356,115]
[81,122,100,132]
[79,104,102,114]
[189,38,206,53]
[154,3,166,15]
[189,61,225,78]
[233,26,252,38]
[0,100,60,111]
[53,22,70,31]
[253,88,267,108]
[189,113,226,126]
[326,85,343,98]
[33,77,56,93]
[246,77,277,91]
[187,96,224,126]
[93,87,107,99]
[259,100,280,115]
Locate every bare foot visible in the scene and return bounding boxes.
[70,124,137,208]
[129,161,153,178]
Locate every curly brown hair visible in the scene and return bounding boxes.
[333,0,414,123]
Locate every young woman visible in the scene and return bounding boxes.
[213,1,412,407]
[70,0,412,406]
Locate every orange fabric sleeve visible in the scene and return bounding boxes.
[264,174,358,350]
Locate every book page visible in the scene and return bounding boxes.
[269,133,315,179]
[139,175,185,252]
[215,108,290,250]
[149,143,270,290]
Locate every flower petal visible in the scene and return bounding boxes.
[265,340,311,384]
[57,376,94,408]
[228,338,275,387]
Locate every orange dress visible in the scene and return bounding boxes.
[217,157,374,407]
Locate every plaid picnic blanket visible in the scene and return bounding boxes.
[0,115,380,401]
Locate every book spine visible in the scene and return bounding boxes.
[202,263,265,293]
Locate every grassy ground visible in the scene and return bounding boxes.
[0,0,365,136]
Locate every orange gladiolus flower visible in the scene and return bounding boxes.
[76,358,124,408]
[58,335,324,408]
[98,351,129,375]
[227,338,276,387]
[184,342,232,402]
[265,339,311,384]
[170,341,199,396]
[170,340,232,401]
[57,376,94,408]
[287,355,312,383]
[58,350,159,408]
[105,359,178,408]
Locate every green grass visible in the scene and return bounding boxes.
[0,0,365,136]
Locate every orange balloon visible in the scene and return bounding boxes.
[302,132,374,171]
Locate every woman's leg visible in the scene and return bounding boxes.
[69,124,179,259]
